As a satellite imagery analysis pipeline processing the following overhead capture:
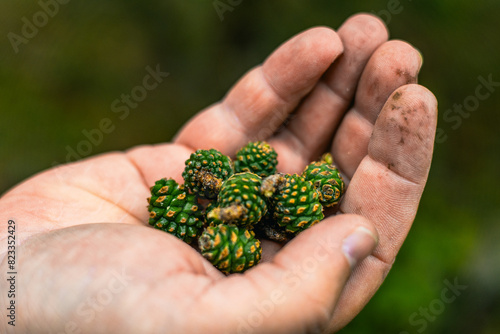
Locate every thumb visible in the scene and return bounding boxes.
[195,214,378,334]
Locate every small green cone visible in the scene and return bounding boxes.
[199,224,262,274]
[302,156,345,207]
[147,178,203,243]
[208,172,267,229]
[234,141,278,177]
[264,173,324,234]
[182,148,234,199]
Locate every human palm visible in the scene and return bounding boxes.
[1,15,437,333]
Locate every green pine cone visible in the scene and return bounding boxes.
[302,159,345,207]
[208,172,267,228]
[147,178,203,243]
[182,149,234,199]
[199,224,262,274]
[234,141,278,177]
[265,174,324,234]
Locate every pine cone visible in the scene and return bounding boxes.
[147,178,203,243]
[207,172,267,229]
[182,149,234,199]
[199,224,262,274]
[303,156,345,207]
[263,173,324,234]
[234,141,278,177]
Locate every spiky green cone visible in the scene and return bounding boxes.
[182,149,234,199]
[208,172,267,228]
[234,141,278,177]
[147,178,203,243]
[199,224,262,274]
[302,159,345,207]
[264,174,324,234]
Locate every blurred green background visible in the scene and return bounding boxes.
[1,0,499,333]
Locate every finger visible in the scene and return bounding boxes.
[269,14,388,170]
[328,84,438,331]
[126,143,194,186]
[193,214,378,333]
[332,40,423,178]
[174,27,343,155]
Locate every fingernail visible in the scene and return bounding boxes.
[342,226,378,269]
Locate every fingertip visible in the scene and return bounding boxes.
[367,83,438,185]
[398,83,438,110]
[307,25,345,58]
[382,39,423,73]
[342,225,379,269]
[308,214,378,269]
[340,12,389,42]
[353,39,423,124]
[292,25,344,60]
[271,213,378,291]
[389,84,438,123]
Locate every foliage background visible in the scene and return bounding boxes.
[1,1,499,333]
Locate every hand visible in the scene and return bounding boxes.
[0,14,437,333]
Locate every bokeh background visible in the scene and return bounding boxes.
[1,1,499,333]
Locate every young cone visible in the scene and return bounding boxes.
[147,178,203,243]
[199,224,262,274]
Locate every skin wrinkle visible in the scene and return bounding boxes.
[260,64,297,107]
[276,127,309,163]
[71,181,144,225]
[2,185,125,250]
[367,156,422,187]
[4,191,64,226]
[124,150,151,190]
[351,105,377,127]
[62,153,150,220]
[332,108,372,178]
[170,140,201,154]
[221,99,257,146]
[284,80,345,158]
[127,143,195,185]
[318,77,351,109]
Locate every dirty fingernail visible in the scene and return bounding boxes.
[342,226,378,269]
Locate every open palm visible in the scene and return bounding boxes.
[0,14,437,334]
